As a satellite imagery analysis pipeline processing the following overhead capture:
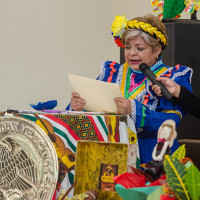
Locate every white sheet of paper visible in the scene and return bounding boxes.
[68,74,123,113]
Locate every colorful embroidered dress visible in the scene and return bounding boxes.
[96,59,192,164]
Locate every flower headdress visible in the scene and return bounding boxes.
[111,15,167,49]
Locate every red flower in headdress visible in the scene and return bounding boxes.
[114,37,125,48]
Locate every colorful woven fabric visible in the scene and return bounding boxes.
[55,114,104,141]
[18,113,137,199]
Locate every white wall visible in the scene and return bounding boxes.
[0,0,198,110]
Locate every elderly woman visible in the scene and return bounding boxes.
[68,14,192,164]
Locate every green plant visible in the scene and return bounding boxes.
[163,145,200,200]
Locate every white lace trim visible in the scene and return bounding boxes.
[131,99,136,124]
[171,66,193,83]
[116,65,123,86]
[145,80,158,110]
[98,61,106,81]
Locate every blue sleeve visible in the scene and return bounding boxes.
[132,99,182,131]
[97,61,121,83]
[132,65,192,131]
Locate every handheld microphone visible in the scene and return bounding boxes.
[139,63,173,101]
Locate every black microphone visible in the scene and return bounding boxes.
[139,63,173,101]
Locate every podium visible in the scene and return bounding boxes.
[0,111,137,199]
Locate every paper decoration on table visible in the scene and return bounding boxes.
[185,0,200,14]
[151,0,200,19]
[74,141,129,200]
[114,172,164,200]
[30,100,57,111]
[68,74,123,113]
[163,0,186,18]
[151,0,164,19]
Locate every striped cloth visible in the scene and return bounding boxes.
[19,113,137,199]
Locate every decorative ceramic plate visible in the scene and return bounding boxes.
[0,112,58,200]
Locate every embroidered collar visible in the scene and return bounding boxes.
[130,59,163,74]
[120,59,165,99]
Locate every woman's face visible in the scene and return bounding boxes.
[124,36,161,70]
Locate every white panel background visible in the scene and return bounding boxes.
[0,0,194,110]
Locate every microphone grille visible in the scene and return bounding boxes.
[139,63,149,73]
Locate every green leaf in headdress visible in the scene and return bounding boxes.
[164,155,190,200]
[185,164,200,200]
[163,0,186,18]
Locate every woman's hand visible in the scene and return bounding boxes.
[71,92,86,111]
[114,97,132,115]
[150,77,181,98]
